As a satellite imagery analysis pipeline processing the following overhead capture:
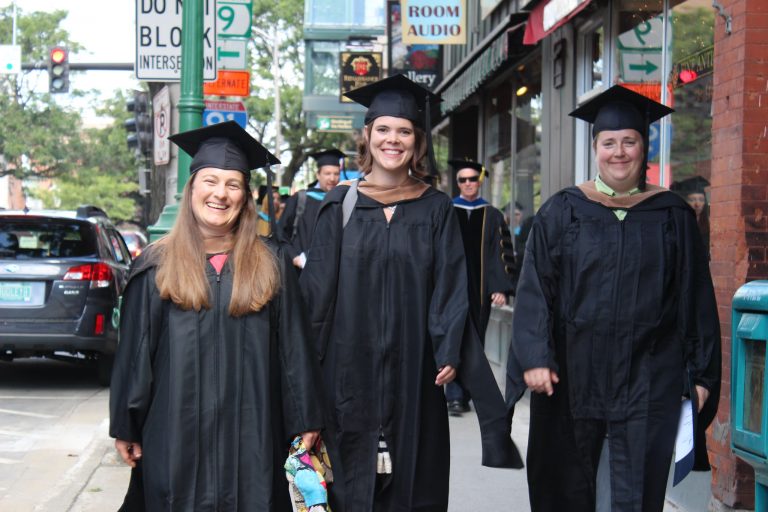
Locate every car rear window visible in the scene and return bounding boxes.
[0,219,98,259]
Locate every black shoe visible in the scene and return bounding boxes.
[448,400,466,416]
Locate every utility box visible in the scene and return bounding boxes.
[731,280,768,510]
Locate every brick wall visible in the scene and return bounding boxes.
[710,0,768,508]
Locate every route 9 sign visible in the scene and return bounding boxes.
[203,100,247,129]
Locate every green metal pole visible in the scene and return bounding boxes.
[148,0,205,241]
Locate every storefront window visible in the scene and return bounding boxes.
[484,81,512,210]
[308,41,341,96]
[306,0,385,27]
[512,58,542,256]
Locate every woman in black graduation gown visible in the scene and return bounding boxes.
[506,85,721,512]
[109,121,324,511]
[301,75,521,512]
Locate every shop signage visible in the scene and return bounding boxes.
[388,1,442,90]
[401,0,466,45]
[135,0,217,81]
[339,52,382,103]
[316,115,355,133]
[203,70,250,96]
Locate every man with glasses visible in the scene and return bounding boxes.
[447,159,516,416]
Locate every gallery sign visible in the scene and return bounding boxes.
[388,1,442,90]
[401,0,466,45]
[339,52,383,103]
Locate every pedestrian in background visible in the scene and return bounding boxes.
[255,185,285,237]
[109,121,324,511]
[279,148,343,270]
[301,75,521,512]
[446,158,516,417]
[506,85,721,512]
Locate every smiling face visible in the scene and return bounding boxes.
[594,128,644,193]
[366,116,416,175]
[190,168,246,238]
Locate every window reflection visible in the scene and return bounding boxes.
[310,42,341,96]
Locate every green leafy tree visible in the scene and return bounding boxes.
[248,0,353,186]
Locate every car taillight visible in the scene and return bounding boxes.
[94,313,105,335]
[63,263,113,288]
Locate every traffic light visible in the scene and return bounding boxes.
[125,91,153,158]
[48,46,69,93]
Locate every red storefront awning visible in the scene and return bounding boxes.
[523,0,593,45]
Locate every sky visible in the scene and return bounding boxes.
[3,0,139,124]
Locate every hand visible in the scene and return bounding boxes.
[300,430,320,450]
[435,365,456,386]
[115,439,142,468]
[491,293,507,306]
[524,368,559,396]
[292,256,303,268]
[695,385,710,412]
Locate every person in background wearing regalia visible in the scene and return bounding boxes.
[109,121,324,512]
[506,85,721,512]
[255,185,285,237]
[279,149,343,270]
[445,159,516,417]
[300,75,522,512]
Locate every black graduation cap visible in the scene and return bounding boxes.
[169,120,280,176]
[343,74,441,128]
[569,84,674,139]
[671,175,710,195]
[449,159,485,175]
[344,74,442,176]
[310,149,345,168]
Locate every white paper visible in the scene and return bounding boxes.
[674,399,694,463]
[298,252,307,269]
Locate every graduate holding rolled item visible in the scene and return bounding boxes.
[505,85,721,512]
[279,148,343,270]
[109,121,324,512]
[300,74,522,512]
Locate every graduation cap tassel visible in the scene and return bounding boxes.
[425,92,439,178]
[266,169,277,237]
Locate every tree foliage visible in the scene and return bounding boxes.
[247,0,353,186]
[0,7,141,222]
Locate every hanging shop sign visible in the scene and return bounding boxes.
[339,52,382,103]
[388,1,442,90]
[401,0,466,45]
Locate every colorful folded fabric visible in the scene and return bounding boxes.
[285,436,333,512]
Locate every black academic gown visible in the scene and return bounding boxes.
[506,186,720,512]
[302,185,522,512]
[278,188,324,262]
[453,201,516,336]
[109,242,324,512]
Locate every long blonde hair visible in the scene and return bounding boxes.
[154,173,280,316]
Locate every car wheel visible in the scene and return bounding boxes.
[97,355,114,387]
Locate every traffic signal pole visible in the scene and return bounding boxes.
[148,0,205,241]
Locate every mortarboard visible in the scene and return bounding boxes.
[569,84,674,139]
[169,120,280,176]
[449,158,488,182]
[671,175,710,195]
[344,74,442,176]
[310,149,346,168]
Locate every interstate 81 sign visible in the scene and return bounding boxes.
[203,100,247,129]
[136,0,217,81]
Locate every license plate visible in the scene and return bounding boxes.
[0,282,44,306]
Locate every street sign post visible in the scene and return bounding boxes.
[217,39,248,70]
[135,0,217,81]
[217,1,253,38]
[203,100,247,128]
[203,70,250,96]
[153,86,171,166]
[0,45,21,74]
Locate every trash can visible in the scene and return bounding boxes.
[731,281,768,511]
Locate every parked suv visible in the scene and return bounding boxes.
[0,206,131,385]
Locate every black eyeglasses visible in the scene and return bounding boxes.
[457,176,480,184]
